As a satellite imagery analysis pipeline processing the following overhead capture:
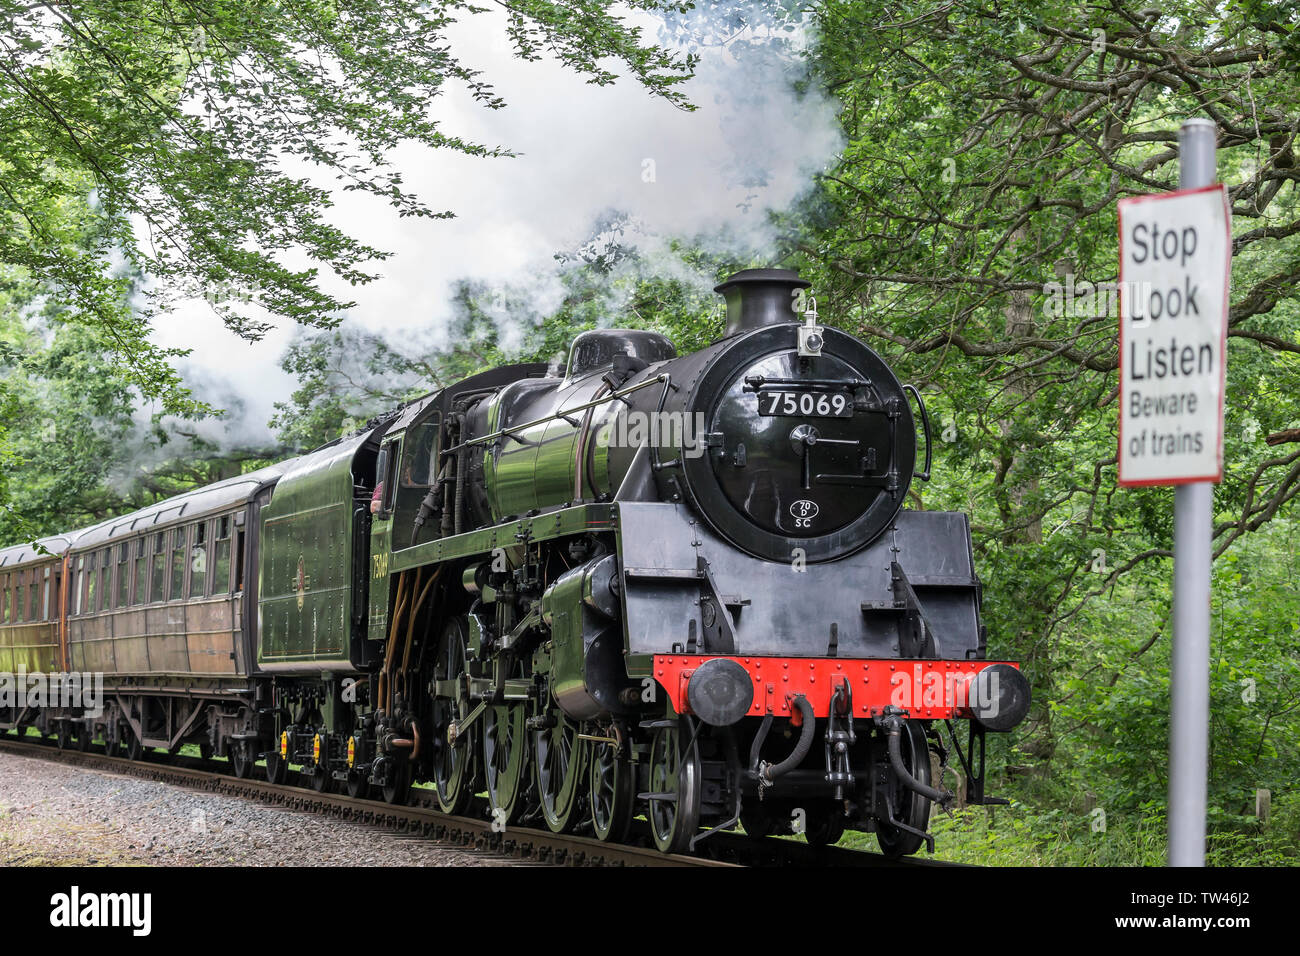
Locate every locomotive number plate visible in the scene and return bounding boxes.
[757,390,853,418]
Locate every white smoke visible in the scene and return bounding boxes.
[147,3,844,442]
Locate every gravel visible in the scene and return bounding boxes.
[0,752,515,866]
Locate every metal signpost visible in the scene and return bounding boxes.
[1118,119,1230,866]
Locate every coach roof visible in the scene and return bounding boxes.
[69,461,292,552]
[0,533,77,568]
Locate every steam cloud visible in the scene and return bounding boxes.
[145,4,845,448]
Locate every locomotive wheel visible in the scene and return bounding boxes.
[534,709,584,834]
[876,721,932,858]
[804,805,847,846]
[265,753,288,785]
[230,741,255,779]
[56,722,71,751]
[104,733,126,758]
[74,724,92,752]
[740,801,788,839]
[588,736,634,843]
[381,760,412,805]
[483,695,528,825]
[647,720,701,854]
[432,618,476,815]
[345,771,370,799]
[308,764,331,793]
[126,731,146,762]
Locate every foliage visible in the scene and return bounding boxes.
[0,262,279,543]
[2,1,1299,865]
[773,0,1300,798]
[0,0,697,414]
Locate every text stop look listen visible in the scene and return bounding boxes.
[1118,184,1230,485]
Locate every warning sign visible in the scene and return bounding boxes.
[1118,184,1231,486]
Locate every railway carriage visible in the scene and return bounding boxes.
[0,535,70,681]
[0,268,1029,856]
[2,467,285,763]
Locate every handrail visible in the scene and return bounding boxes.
[438,374,669,457]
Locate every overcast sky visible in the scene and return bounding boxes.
[146,7,844,446]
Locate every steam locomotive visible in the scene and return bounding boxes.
[0,268,1028,856]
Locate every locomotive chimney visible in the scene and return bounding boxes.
[714,268,811,337]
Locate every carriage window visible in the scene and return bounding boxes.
[133,538,146,605]
[84,553,96,615]
[12,572,22,622]
[189,522,208,598]
[42,567,51,621]
[99,549,111,611]
[234,528,246,593]
[116,543,129,608]
[213,516,232,595]
[151,532,167,602]
[74,556,86,616]
[171,531,185,601]
[1,578,8,623]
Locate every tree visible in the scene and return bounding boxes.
[0,0,697,414]
[0,261,284,543]
[792,1,1300,763]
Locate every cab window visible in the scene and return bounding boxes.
[401,422,438,495]
[393,416,441,541]
[375,442,399,516]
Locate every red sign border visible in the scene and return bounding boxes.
[1116,183,1231,487]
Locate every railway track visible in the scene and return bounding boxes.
[0,733,965,868]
